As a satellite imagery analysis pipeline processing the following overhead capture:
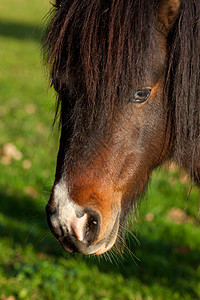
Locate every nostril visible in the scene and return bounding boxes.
[46,200,101,251]
[84,211,100,243]
[70,209,101,244]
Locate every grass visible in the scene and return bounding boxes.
[0,1,200,299]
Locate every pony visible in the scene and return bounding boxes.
[43,0,200,255]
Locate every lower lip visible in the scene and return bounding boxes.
[93,244,107,255]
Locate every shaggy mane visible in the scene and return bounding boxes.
[166,0,200,179]
[43,0,158,120]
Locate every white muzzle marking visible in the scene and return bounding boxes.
[51,177,88,242]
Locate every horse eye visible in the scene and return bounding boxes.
[131,88,151,104]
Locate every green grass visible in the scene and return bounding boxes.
[1,1,200,299]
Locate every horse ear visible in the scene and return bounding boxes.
[158,0,181,29]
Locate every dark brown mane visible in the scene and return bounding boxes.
[43,0,158,120]
[166,0,200,179]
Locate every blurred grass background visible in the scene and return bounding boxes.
[0,1,200,299]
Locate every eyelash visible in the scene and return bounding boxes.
[131,88,152,104]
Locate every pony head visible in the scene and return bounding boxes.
[44,0,200,254]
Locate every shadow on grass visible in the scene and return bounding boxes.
[1,191,200,297]
[0,21,44,42]
[0,191,61,256]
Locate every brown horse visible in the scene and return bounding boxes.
[43,0,200,255]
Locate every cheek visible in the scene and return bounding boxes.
[134,81,167,146]
[117,81,169,176]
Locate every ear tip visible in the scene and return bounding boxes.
[158,0,181,29]
[170,0,181,13]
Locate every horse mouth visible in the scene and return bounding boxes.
[56,213,120,255]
